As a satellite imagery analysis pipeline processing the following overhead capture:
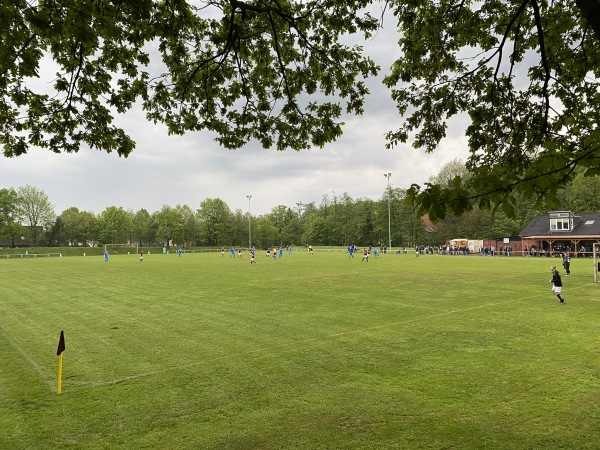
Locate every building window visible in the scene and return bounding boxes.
[550,218,570,231]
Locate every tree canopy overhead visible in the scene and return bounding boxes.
[2,0,379,156]
[384,0,600,219]
[3,1,600,219]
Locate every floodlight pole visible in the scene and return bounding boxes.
[384,173,392,253]
[246,195,252,248]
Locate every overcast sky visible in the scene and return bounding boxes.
[1,10,470,218]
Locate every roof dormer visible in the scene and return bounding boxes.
[549,211,575,232]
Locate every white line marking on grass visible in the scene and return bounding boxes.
[394,302,440,311]
[69,294,540,393]
[0,327,55,390]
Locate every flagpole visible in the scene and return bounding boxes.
[57,353,63,394]
[56,330,65,395]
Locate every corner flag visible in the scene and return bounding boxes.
[57,330,65,394]
[57,330,65,356]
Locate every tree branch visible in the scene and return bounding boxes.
[468,145,600,202]
[576,0,600,41]
[491,0,530,103]
[180,5,238,102]
[1,34,37,78]
[65,43,85,113]
[530,0,550,135]
[267,10,303,117]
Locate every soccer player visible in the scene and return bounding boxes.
[104,250,109,262]
[178,248,183,258]
[361,248,369,262]
[139,251,144,263]
[250,249,256,264]
[238,249,242,258]
[279,246,283,258]
[348,245,354,258]
[562,253,571,276]
[309,245,314,255]
[221,247,225,257]
[230,247,235,257]
[550,265,565,304]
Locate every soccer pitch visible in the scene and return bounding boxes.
[1,251,599,449]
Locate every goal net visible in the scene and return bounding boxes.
[594,243,600,283]
[104,243,139,255]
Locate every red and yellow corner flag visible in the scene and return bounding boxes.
[57,330,65,394]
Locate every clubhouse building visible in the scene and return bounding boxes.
[519,211,600,257]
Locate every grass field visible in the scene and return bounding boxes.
[1,250,599,449]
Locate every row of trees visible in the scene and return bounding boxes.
[0,186,425,249]
[2,164,600,249]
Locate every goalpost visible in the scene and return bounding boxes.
[594,243,600,283]
[104,243,138,254]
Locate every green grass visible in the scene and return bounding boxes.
[1,251,599,449]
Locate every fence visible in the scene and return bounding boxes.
[0,252,62,259]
